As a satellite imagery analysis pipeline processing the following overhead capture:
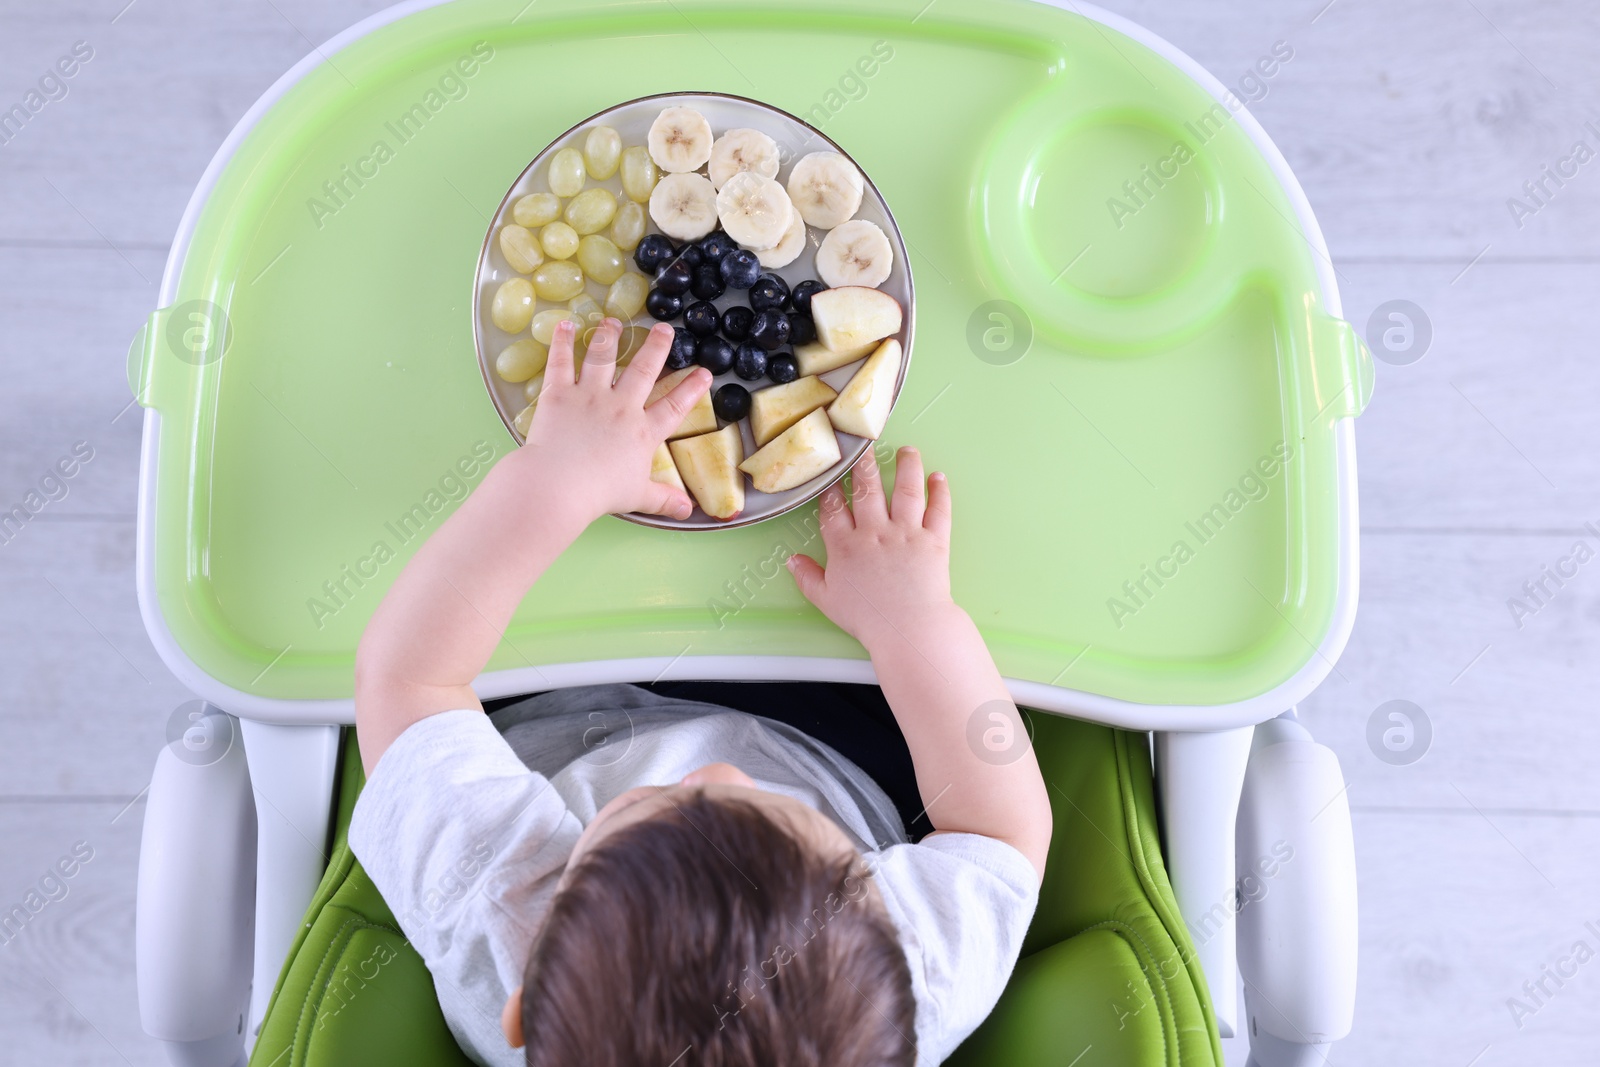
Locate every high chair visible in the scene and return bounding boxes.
[131,2,1366,1064]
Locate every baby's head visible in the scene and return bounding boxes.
[500,763,915,1066]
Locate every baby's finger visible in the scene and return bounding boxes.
[848,449,887,527]
[817,482,854,545]
[618,322,675,402]
[785,554,828,607]
[924,471,952,539]
[542,319,577,393]
[646,366,713,437]
[635,475,695,522]
[578,319,620,388]
[889,446,925,527]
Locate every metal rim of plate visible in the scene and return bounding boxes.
[472,90,916,532]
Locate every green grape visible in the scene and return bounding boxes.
[547,147,586,197]
[610,201,646,251]
[512,192,561,228]
[577,235,626,285]
[564,188,617,236]
[531,308,580,345]
[619,145,659,203]
[603,271,649,320]
[498,224,544,274]
[532,260,585,302]
[570,289,603,316]
[489,277,536,333]
[583,126,622,180]
[539,221,580,260]
[495,338,549,383]
[522,373,545,404]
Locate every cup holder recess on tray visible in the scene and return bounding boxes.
[974,93,1230,350]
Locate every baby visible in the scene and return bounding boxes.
[351,317,1052,1066]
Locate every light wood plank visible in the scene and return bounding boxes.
[0,802,164,1066]
[0,247,163,520]
[1109,0,1600,259]
[1335,261,1600,529]
[1299,529,1600,813]
[1218,810,1600,1065]
[0,0,397,247]
[0,520,193,796]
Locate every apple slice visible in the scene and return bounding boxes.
[749,375,839,447]
[649,442,686,494]
[826,338,902,440]
[648,367,717,440]
[739,408,842,494]
[794,339,877,378]
[809,286,903,353]
[670,425,744,519]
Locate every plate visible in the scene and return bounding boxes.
[472,91,915,530]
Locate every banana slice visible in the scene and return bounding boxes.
[649,172,720,242]
[717,171,794,251]
[816,219,894,288]
[708,128,782,190]
[647,106,714,173]
[786,151,865,230]
[756,205,807,269]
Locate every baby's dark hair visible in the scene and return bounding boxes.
[519,791,915,1067]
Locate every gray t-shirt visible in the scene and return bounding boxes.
[348,683,1037,1066]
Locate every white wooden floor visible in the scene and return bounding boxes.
[3,1,1598,1064]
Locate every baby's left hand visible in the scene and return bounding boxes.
[521,318,711,523]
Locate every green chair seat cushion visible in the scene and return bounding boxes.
[249,735,475,1067]
[947,715,1221,1066]
[250,713,1220,1067]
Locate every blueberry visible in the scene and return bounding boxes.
[749,308,791,351]
[720,249,761,290]
[721,305,755,342]
[768,352,799,384]
[655,259,693,297]
[786,312,816,346]
[684,300,721,338]
[713,383,752,422]
[733,343,768,382]
[690,264,727,302]
[667,327,697,370]
[670,243,703,271]
[634,234,676,274]
[696,336,736,375]
[749,273,790,312]
[788,279,827,314]
[646,288,684,321]
[698,231,737,264]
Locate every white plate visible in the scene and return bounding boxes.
[472,91,915,531]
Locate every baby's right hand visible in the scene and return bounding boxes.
[786,447,957,648]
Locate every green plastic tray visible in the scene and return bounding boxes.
[130,0,1371,715]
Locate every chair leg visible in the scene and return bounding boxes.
[1153,726,1254,1039]
[237,721,341,1048]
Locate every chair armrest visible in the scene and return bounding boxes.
[1236,716,1357,1065]
[136,705,255,1067]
